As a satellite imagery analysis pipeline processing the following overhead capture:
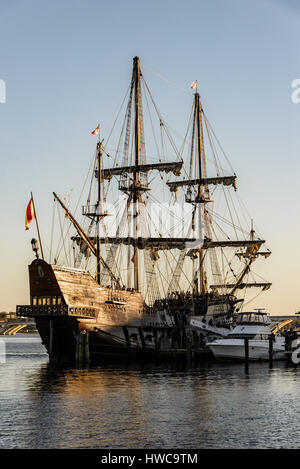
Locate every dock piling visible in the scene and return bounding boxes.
[269,335,273,366]
[76,331,90,368]
[244,338,249,363]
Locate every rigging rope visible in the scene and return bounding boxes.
[141,62,193,95]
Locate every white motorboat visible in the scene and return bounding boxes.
[207,311,290,361]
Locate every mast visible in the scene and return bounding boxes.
[196,93,203,200]
[195,92,206,294]
[82,127,110,285]
[133,56,141,291]
[92,56,182,296]
[96,131,102,284]
[185,90,208,294]
[53,192,120,287]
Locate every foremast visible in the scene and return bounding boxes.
[95,133,107,284]
[53,191,120,288]
[82,128,109,285]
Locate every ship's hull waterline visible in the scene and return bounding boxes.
[34,317,205,364]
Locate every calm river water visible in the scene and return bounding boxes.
[0,335,300,449]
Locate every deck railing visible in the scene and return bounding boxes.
[16,305,96,318]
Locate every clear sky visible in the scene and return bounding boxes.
[0,0,299,314]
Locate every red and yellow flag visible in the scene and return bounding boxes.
[91,124,100,135]
[25,198,35,230]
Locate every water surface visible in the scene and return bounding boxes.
[0,335,300,449]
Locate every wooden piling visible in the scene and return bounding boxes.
[182,327,187,349]
[49,319,54,359]
[138,327,146,349]
[178,328,183,348]
[123,326,131,348]
[269,334,273,365]
[244,338,249,363]
[76,333,82,367]
[76,331,90,368]
[153,329,159,349]
[84,332,90,365]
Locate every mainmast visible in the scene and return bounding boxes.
[133,56,141,292]
[89,55,183,297]
[127,56,151,291]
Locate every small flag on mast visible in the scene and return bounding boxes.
[190,80,197,90]
[25,198,35,230]
[91,124,100,135]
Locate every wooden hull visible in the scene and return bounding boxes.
[16,259,230,364]
[35,316,156,364]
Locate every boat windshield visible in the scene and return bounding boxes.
[236,312,271,325]
[227,333,270,340]
[227,333,256,339]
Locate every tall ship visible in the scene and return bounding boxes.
[17,57,272,364]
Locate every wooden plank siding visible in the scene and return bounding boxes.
[28,259,146,329]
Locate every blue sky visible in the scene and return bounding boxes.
[0,0,299,313]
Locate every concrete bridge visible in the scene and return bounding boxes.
[270,315,300,333]
[0,320,37,336]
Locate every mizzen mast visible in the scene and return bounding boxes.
[181,89,210,294]
[195,91,207,294]
[166,84,268,297]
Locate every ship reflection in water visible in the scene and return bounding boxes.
[1,336,300,449]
